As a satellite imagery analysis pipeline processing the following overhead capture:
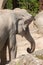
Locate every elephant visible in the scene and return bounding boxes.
[0,8,35,64]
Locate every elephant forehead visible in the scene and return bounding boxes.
[18,11,32,18]
[14,8,32,19]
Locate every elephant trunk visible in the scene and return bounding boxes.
[24,26,35,53]
[27,16,35,53]
[27,40,35,53]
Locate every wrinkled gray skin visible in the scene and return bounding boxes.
[0,8,35,61]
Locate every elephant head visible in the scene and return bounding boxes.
[14,8,33,33]
[14,8,35,53]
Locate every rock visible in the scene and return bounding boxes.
[0,0,7,9]
[32,49,43,60]
[9,54,43,65]
[33,11,43,34]
[28,20,43,51]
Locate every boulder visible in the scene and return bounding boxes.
[9,54,43,65]
[32,49,43,60]
[33,11,43,34]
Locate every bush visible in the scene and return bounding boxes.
[6,0,39,16]
[18,0,39,16]
[5,0,13,9]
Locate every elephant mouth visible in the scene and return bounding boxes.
[24,16,34,25]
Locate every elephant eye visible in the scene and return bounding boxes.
[17,18,23,22]
[24,19,29,24]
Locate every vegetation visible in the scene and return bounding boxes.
[36,55,43,60]
[18,0,39,16]
[5,0,13,9]
[6,0,39,16]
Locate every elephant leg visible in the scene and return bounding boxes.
[9,39,17,60]
[9,33,17,60]
[9,21,17,60]
[1,41,7,65]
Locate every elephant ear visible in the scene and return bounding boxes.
[17,19,24,33]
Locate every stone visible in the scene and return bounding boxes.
[9,54,43,65]
[32,49,43,60]
[33,11,43,34]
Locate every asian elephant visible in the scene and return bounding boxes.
[0,8,35,63]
